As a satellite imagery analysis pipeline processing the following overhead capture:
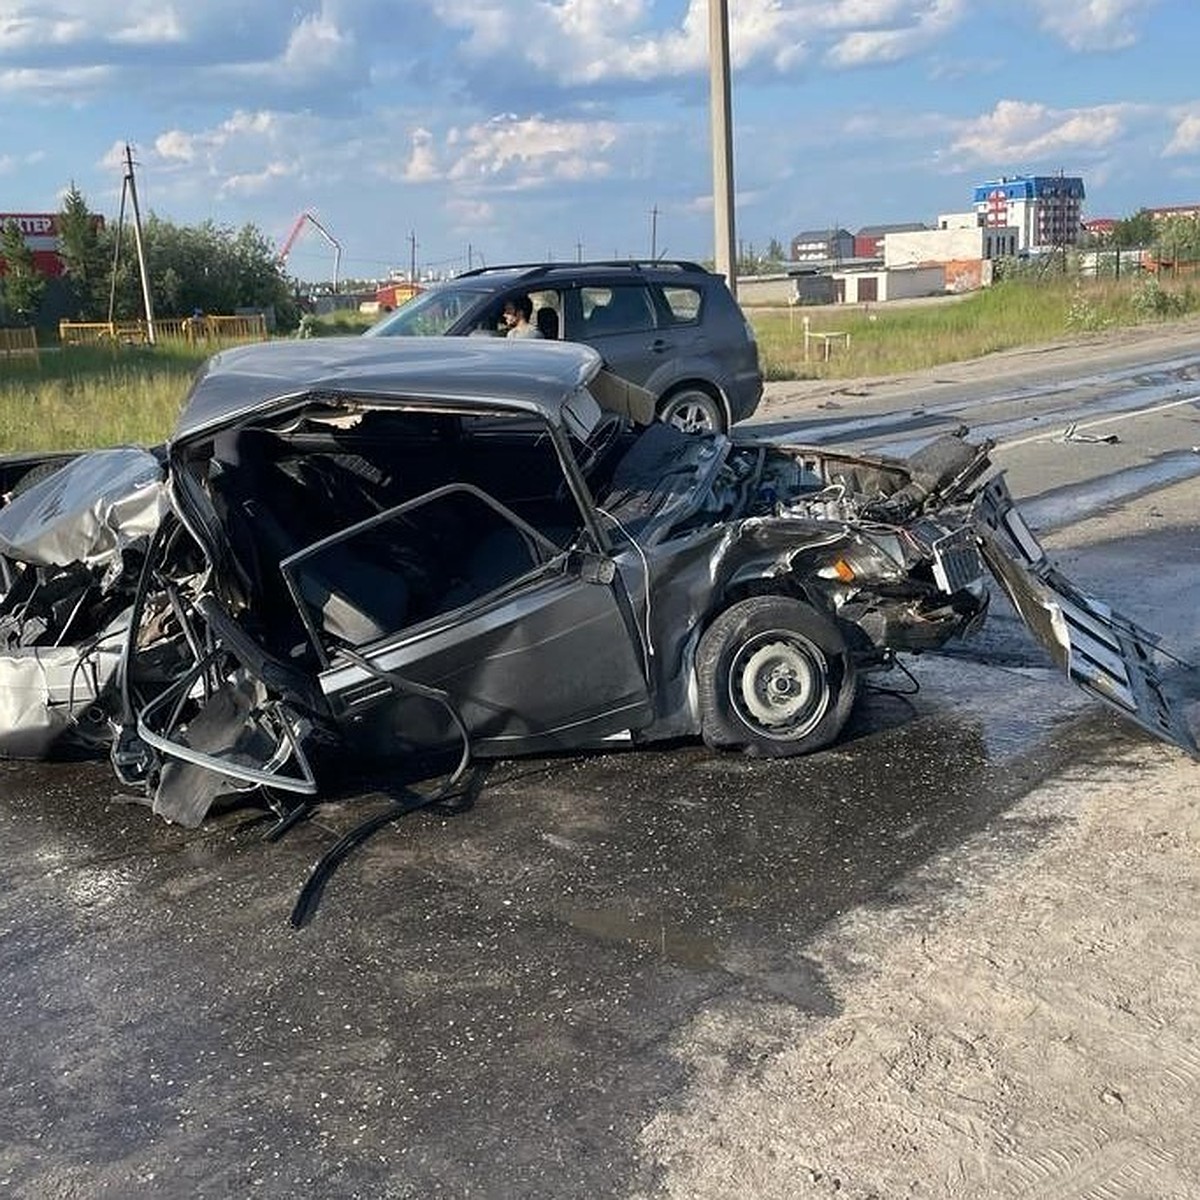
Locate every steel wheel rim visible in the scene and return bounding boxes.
[729,630,830,739]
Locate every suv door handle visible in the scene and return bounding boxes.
[649,338,670,353]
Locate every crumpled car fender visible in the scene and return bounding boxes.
[0,447,165,570]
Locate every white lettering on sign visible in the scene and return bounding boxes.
[0,214,58,236]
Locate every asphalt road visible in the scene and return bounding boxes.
[2,328,1199,1198]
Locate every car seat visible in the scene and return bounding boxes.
[535,307,559,339]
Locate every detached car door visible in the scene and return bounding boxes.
[292,477,653,759]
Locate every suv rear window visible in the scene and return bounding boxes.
[660,286,703,324]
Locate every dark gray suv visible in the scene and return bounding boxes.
[363,260,763,433]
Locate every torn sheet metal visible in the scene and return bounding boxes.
[0,447,164,569]
[0,638,122,758]
[974,473,1197,756]
[1058,422,1120,445]
[587,368,657,426]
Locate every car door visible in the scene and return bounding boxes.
[564,283,660,388]
[301,459,653,759]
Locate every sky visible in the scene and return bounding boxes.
[2,1,1199,283]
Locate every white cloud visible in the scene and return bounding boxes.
[153,129,197,162]
[0,63,112,96]
[221,161,294,196]
[444,113,619,186]
[109,11,185,45]
[950,98,1138,162]
[430,0,812,83]
[0,4,195,51]
[827,0,963,67]
[98,110,307,211]
[403,128,440,183]
[280,11,353,73]
[1164,112,1200,157]
[0,5,364,111]
[1026,0,1158,52]
[219,110,280,138]
[0,14,88,49]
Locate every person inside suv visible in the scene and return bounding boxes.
[502,295,542,339]
[364,261,762,434]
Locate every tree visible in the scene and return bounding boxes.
[1110,209,1157,249]
[98,214,301,330]
[0,219,46,324]
[1154,214,1200,263]
[57,183,108,320]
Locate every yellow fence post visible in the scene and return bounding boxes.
[58,313,271,350]
[0,327,39,362]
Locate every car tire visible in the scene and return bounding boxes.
[696,596,858,757]
[8,460,67,499]
[659,387,726,435]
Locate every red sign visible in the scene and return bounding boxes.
[0,213,58,236]
[0,214,66,277]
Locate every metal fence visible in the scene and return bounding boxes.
[0,327,39,362]
[58,313,269,348]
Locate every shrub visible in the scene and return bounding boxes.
[1131,276,1188,318]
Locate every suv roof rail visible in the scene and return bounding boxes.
[455,259,709,281]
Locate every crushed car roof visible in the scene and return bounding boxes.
[173,336,608,441]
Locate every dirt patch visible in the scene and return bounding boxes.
[634,744,1200,1199]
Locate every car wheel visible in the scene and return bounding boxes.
[696,596,858,757]
[8,460,67,499]
[659,388,725,435]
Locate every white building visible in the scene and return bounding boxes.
[973,175,1085,252]
[884,223,1018,269]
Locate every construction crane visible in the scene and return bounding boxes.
[278,211,342,292]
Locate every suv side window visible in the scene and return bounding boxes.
[471,288,563,338]
[659,285,703,325]
[578,285,656,337]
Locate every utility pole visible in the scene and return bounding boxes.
[106,167,127,325]
[709,0,736,297]
[650,206,659,261]
[408,231,417,283]
[124,143,156,344]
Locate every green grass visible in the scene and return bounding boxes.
[305,308,377,336]
[3,276,1199,453]
[752,275,1200,381]
[0,344,209,452]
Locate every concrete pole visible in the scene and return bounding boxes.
[125,143,156,345]
[709,0,737,298]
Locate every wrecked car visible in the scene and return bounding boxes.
[1,338,1194,834]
